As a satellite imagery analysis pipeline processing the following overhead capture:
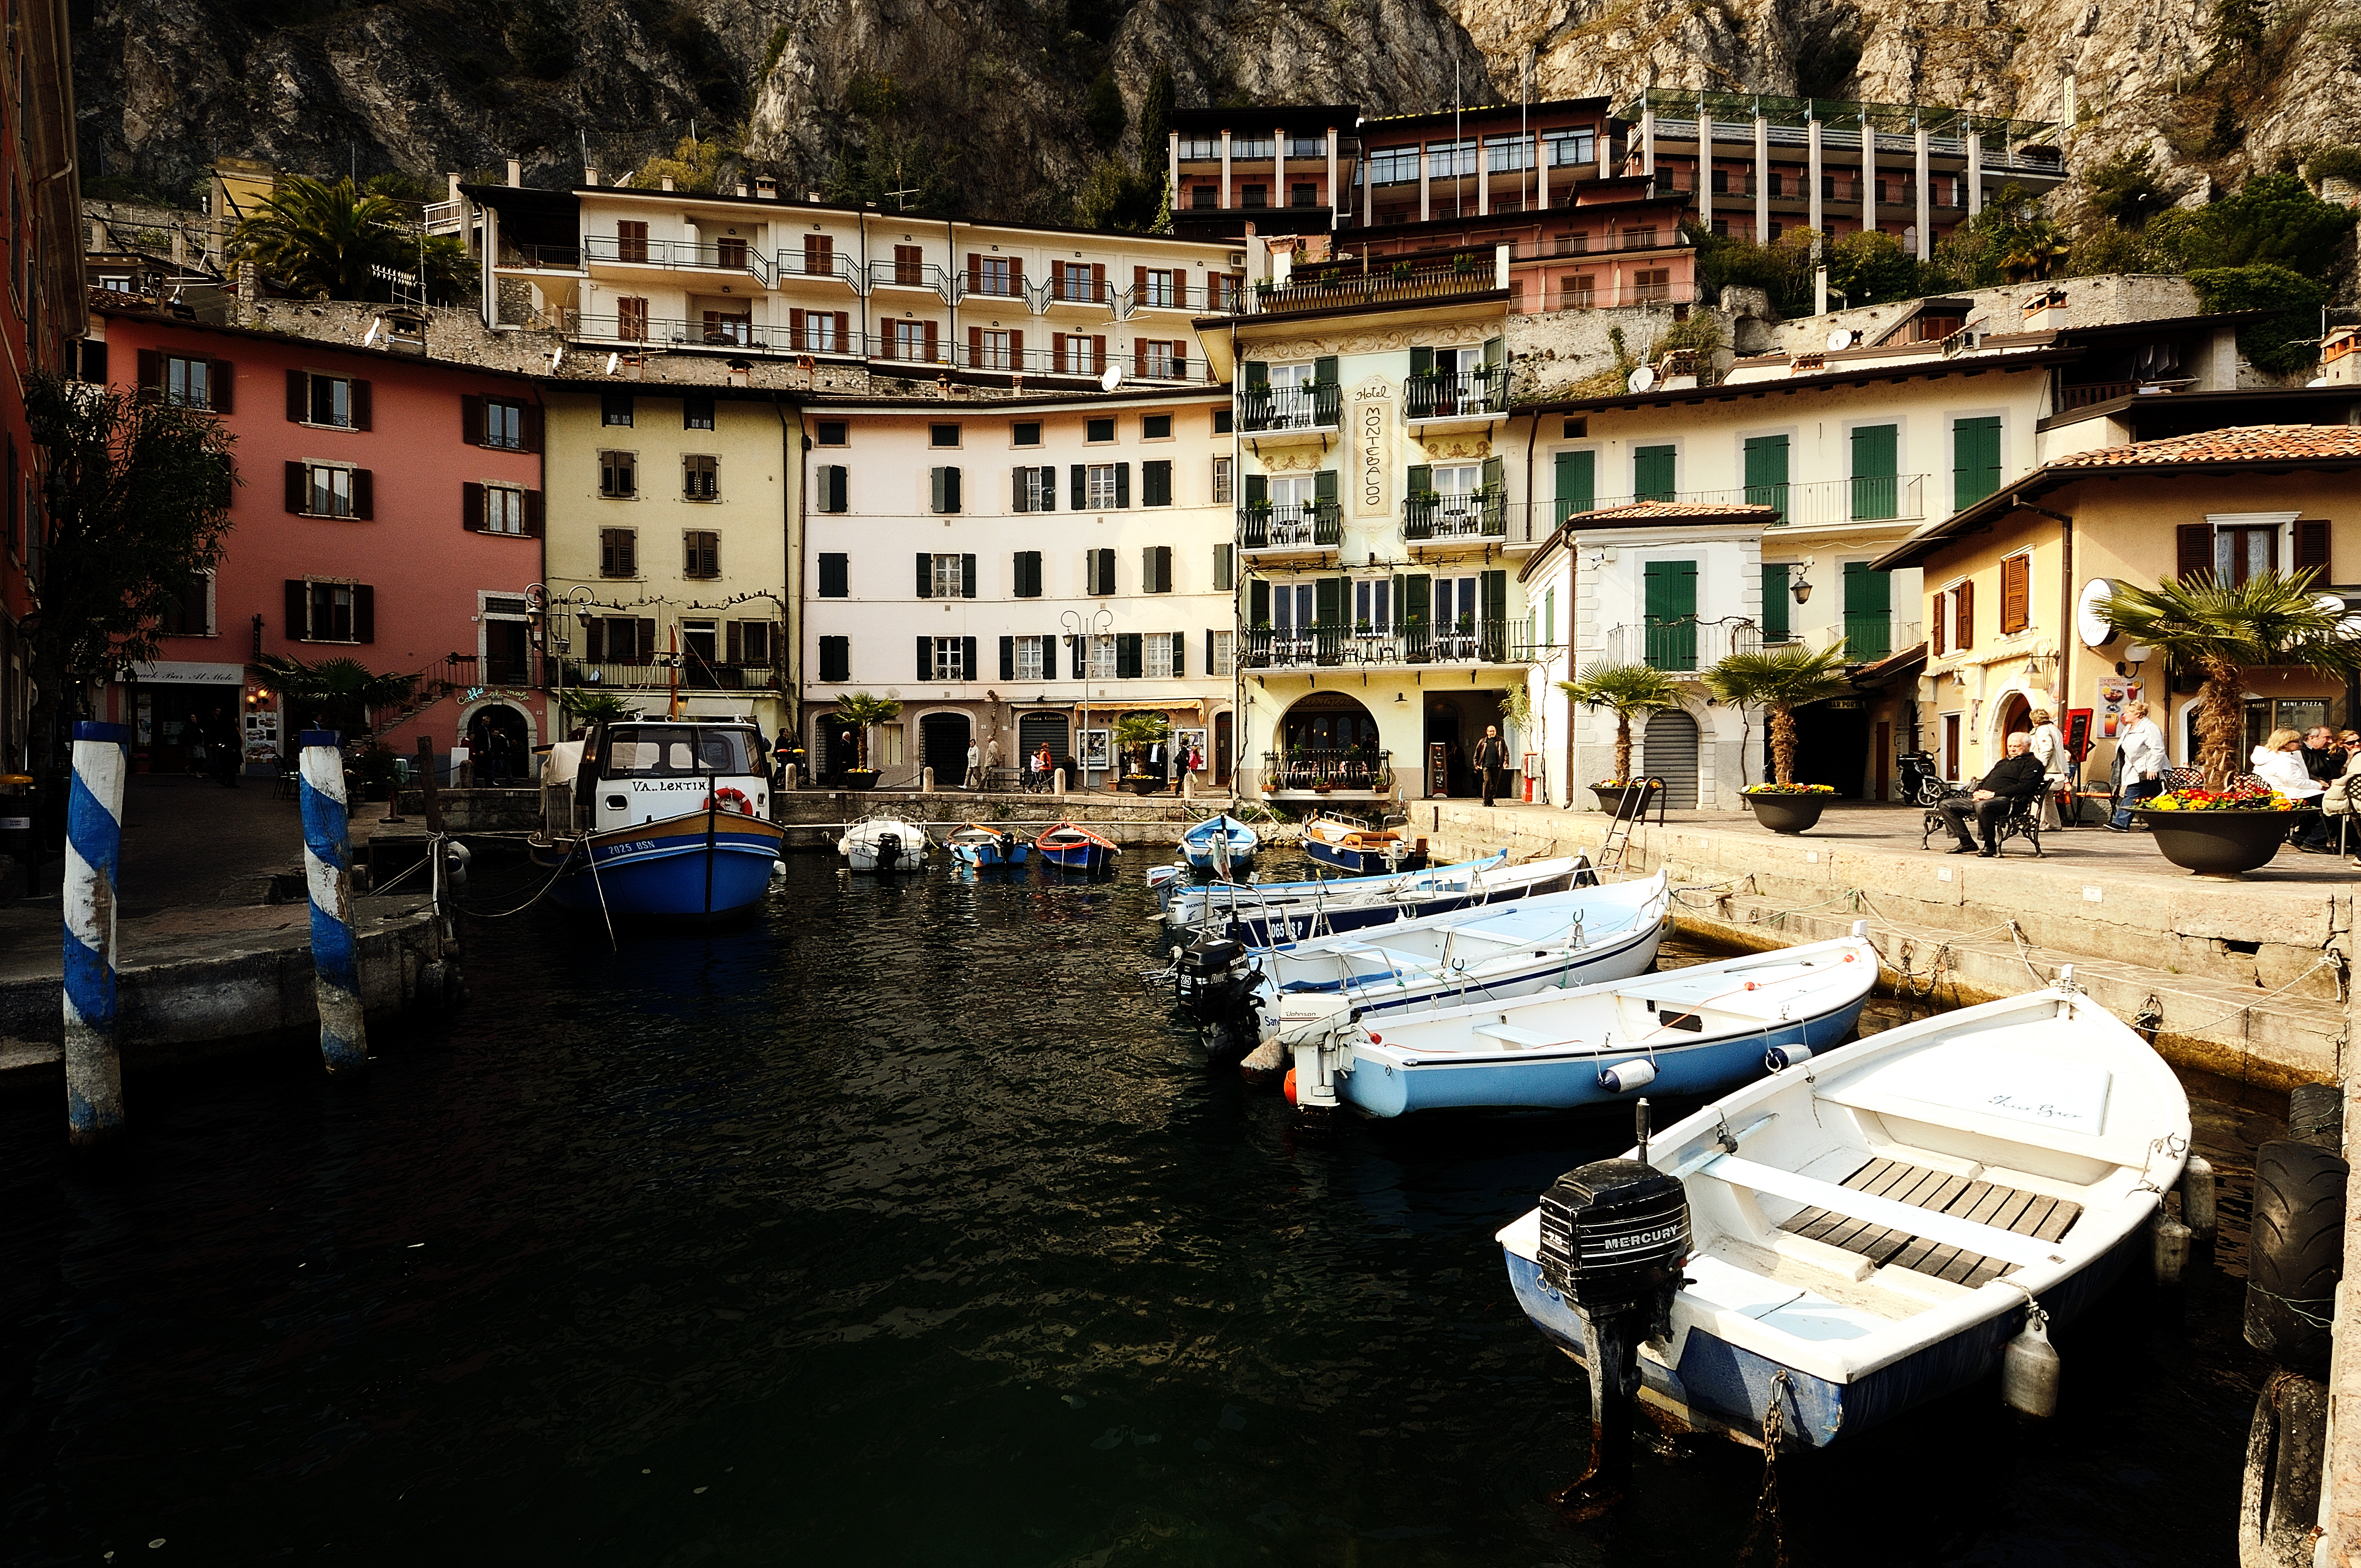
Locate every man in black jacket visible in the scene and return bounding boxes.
[1473,725,1509,807]
[1936,732,2046,856]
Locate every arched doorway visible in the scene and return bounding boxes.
[1280,692,1381,788]
[466,703,530,786]
[918,711,971,786]
[1993,692,2032,755]
[1642,709,1701,808]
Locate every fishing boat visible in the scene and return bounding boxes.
[1180,813,1260,876]
[1036,819,1120,872]
[1301,814,1427,874]
[1495,981,2189,1448]
[839,813,930,873]
[1287,927,1879,1119]
[1161,851,1508,923]
[1171,853,1593,948]
[946,824,1029,867]
[530,719,787,920]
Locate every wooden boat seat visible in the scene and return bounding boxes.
[1743,1155,2083,1287]
[1471,1022,1558,1049]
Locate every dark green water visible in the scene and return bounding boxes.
[0,850,2276,1566]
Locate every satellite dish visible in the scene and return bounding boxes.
[361,317,382,348]
[1100,363,1125,393]
[605,352,621,375]
[2076,578,2119,647]
[1826,328,1856,352]
[1626,365,1656,393]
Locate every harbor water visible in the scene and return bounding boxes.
[0,848,2281,1565]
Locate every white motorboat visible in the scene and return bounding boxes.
[837,813,930,873]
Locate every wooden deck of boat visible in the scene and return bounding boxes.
[1777,1157,2083,1287]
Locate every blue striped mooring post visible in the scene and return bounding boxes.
[62,720,130,1147]
[298,730,368,1073]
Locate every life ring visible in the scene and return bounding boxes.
[712,786,753,816]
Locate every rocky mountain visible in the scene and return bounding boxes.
[72,0,2361,239]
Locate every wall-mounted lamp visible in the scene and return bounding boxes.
[1790,566,1814,605]
[1394,691,1406,703]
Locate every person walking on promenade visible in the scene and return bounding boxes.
[984,736,1002,792]
[2027,709,2068,827]
[2108,701,2168,830]
[1473,725,1508,807]
[964,739,982,791]
[1938,732,2046,856]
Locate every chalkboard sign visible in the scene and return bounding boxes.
[1428,741,1451,798]
[2065,707,2094,763]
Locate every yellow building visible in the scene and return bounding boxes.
[1874,424,2361,786]
[540,384,795,736]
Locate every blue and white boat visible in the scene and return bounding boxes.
[1180,813,1260,876]
[839,813,929,872]
[946,824,1029,867]
[1495,983,2189,1447]
[1169,853,1592,948]
[1160,851,1509,922]
[530,721,786,920]
[1036,819,1119,873]
[1286,928,1880,1119]
[1301,814,1426,874]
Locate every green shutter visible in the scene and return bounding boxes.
[1071,464,1086,510]
[917,636,932,680]
[1843,560,1893,661]
[1114,462,1130,508]
[1042,633,1057,680]
[1314,576,1343,627]
[1000,636,1015,679]
[929,467,946,513]
[1242,359,1269,387]
[1849,423,1898,520]
[1313,355,1337,385]
[1633,444,1676,503]
[1743,435,1789,519]
[1117,631,1142,678]
[1759,563,1791,641]
[916,552,932,598]
[1642,559,1698,669]
[1952,416,2001,510]
[1406,462,1431,496]
[1314,469,1337,519]
[1554,449,1595,519]
[1013,466,1029,513]
[1409,346,1434,376]
[1478,570,1507,661]
[1482,336,1504,368]
[1171,631,1185,678]
[961,553,977,598]
[1214,543,1232,591]
[1038,465,1054,513]
[1243,472,1266,507]
[1250,579,1270,625]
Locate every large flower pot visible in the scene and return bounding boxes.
[1744,792,1829,835]
[1591,783,1658,817]
[842,770,880,793]
[1123,776,1166,796]
[2134,807,2306,878]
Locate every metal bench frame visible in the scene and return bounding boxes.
[1918,786,2044,857]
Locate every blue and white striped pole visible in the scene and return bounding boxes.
[63,720,129,1147]
[298,730,368,1073]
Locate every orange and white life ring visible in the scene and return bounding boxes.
[712,786,753,816]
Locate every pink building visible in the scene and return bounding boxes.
[89,307,551,775]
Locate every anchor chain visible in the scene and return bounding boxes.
[1737,1368,1791,1568]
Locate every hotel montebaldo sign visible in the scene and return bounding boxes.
[1353,377,1393,519]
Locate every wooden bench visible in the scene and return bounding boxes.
[1704,1154,2082,1287]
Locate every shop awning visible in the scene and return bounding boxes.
[1055,700,1205,716]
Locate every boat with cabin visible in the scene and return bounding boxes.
[531,719,786,920]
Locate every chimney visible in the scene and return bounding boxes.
[755,177,778,199]
[2021,286,2068,332]
[661,175,676,192]
[808,190,826,203]
[585,167,600,186]
[734,182,749,197]
[505,159,522,187]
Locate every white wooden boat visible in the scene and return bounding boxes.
[1180,813,1260,875]
[1171,853,1593,946]
[1290,929,1879,1118]
[1495,984,2190,1447]
[1160,850,1508,923]
[837,813,929,873]
[1301,813,1426,874]
[946,824,1028,866]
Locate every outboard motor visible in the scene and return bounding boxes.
[1176,932,1262,1063]
[1537,1099,1690,1517]
[875,831,902,871]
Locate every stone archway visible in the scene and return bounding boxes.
[464,701,532,786]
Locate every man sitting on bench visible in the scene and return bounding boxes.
[1938,732,2046,857]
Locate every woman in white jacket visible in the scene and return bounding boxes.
[2027,709,2069,826]
[2250,728,2325,808]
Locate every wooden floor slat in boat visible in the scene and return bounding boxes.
[1776,1157,2085,1281]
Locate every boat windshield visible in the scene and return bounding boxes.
[602,726,754,777]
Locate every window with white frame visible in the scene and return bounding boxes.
[1144,634,1174,678]
[1210,630,1235,677]
[977,330,1015,371]
[1088,634,1118,678]
[933,637,967,680]
[1085,464,1120,509]
[1212,454,1233,504]
[484,484,527,535]
[1546,127,1598,167]
[931,554,964,598]
[1434,574,1479,633]
[1016,636,1045,681]
[1424,139,1475,178]
[1352,578,1394,631]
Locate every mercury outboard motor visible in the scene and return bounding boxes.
[875,831,902,871]
[1537,1099,1690,1517]
[1176,932,1263,1063]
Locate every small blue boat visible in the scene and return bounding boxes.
[1180,813,1259,875]
[947,824,1029,867]
[530,720,785,921]
[1287,928,1879,1118]
[1175,854,1593,948]
[1036,819,1119,873]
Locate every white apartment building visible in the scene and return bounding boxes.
[798,391,1238,788]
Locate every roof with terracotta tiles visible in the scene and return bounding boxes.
[2047,424,2361,467]
[1563,501,1784,525]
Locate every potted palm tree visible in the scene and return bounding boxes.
[830,692,900,791]
[1702,639,1853,834]
[1558,662,1683,815]
[253,655,420,783]
[2101,570,2361,876]
[1115,712,1172,794]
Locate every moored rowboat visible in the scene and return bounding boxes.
[1036,819,1119,872]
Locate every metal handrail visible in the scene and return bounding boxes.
[582,233,771,284]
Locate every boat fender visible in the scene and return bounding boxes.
[2001,1304,2060,1419]
[443,840,470,890]
[1282,1068,1298,1106]
[2243,1139,2347,1374]
[1764,1044,1812,1072]
[770,859,788,880]
[1742,981,1756,991]
[1598,1059,1656,1093]
[2181,1156,2217,1241]
[2152,1210,2193,1287]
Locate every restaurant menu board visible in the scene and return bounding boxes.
[2065,708,2093,763]
[1428,741,1450,798]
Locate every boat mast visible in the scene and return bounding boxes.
[668,625,681,719]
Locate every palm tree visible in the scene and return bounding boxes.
[1557,662,1684,783]
[254,654,420,739]
[830,692,902,771]
[2098,570,2361,787]
[1113,712,1169,775]
[560,691,638,725]
[1701,640,1854,788]
[229,176,476,305]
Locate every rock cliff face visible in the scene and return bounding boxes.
[72,0,2361,232]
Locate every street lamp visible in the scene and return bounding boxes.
[524,582,597,732]
[1060,606,1114,788]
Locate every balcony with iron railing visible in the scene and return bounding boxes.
[1259,748,1395,793]
[1238,501,1342,553]
[867,257,958,300]
[496,242,583,271]
[1600,618,1773,673]
[1236,261,1502,318]
[1404,368,1509,422]
[429,651,557,694]
[777,251,863,289]
[571,312,825,353]
[582,233,771,284]
[1540,278,1703,311]
[1512,474,1930,536]
[1243,620,1512,670]
[1238,382,1342,434]
[951,341,1214,384]
[1402,489,1506,546]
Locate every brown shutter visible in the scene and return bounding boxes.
[351,469,373,520]
[726,621,743,665]
[1091,262,1105,301]
[1010,329,1024,360]
[1091,334,1105,368]
[350,379,371,431]
[789,307,806,345]
[1134,340,1147,378]
[967,325,982,366]
[353,585,374,644]
[922,320,939,362]
[1052,331,1067,368]
[966,253,981,292]
[2295,519,2331,575]
[285,461,307,514]
[1930,594,1946,657]
[461,394,483,444]
[638,618,656,661]
[462,481,483,532]
[1173,342,1187,378]
[834,311,850,347]
[208,360,234,412]
[286,368,307,422]
[1134,265,1147,295]
[2175,522,2211,581]
[286,579,307,639]
[1954,578,1974,651]
[520,401,542,453]
[524,490,544,537]
[136,347,161,392]
[1999,555,2028,635]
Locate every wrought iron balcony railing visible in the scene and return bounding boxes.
[1404,368,1509,421]
[1403,489,1506,541]
[1243,620,1510,669]
[1260,749,1394,789]
[1238,502,1342,550]
[583,234,771,284]
[1238,382,1341,433]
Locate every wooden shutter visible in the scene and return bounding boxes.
[137,347,161,393]
[285,461,307,514]
[967,253,982,292]
[1117,632,1141,678]
[1242,359,1268,387]
[1314,576,1343,627]
[520,401,542,452]
[1402,572,1430,629]
[931,467,947,514]
[1634,445,1675,502]
[1930,594,1946,656]
[1314,469,1338,517]
[1214,543,1232,591]
[1114,462,1130,509]
[1952,416,2000,509]
[922,321,939,362]
[916,552,933,598]
[2175,522,2211,580]
[944,466,960,513]
[962,635,976,678]
[1171,631,1185,678]
[1000,636,1016,679]
[462,481,483,532]
[969,325,983,366]
[1134,340,1147,378]
[961,553,977,598]
[1249,579,1270,625]
[1954,579,1974,650]
[1143,547,1157,592]
[1313,355,1337,385]
[460,393,483,444]
[833,311,851,348]
[1133,265,1147,297]
[1037,465,1054,512]
[1091,262,1106,300]
[2295,519,2331,576]
[523,490,543,537]
[353,585,374,644]
[1243,472,1266,508]
[1759,564,1791,641]
[286,368,307,422]
[1013,465,1031,513]
[1999,554,2030,635]
[285,579,307,638]
[1406,462,1431,501]
[1090,334,1105,369]
[918,636,932,680]
[1051,331,1067,370]
[350,379,372,431]
[208,360,234,412]
[726,622,743,665]
[1071,464,1086,510]
[351,469,373,520]
[1410,347,1434,377]
[818,552,846,597]
[638,618,656,660]
[1172,342,1185,377]
[1555,449,1596,519]
[1041,633,1057,680]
